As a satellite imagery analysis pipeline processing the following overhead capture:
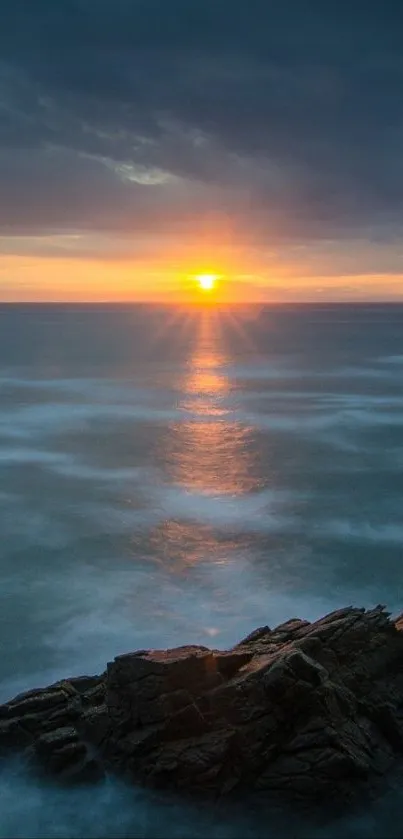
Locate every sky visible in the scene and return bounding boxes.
[1,0,403,302]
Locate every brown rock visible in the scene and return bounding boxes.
[3,606,403,809]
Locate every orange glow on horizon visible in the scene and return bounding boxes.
[1,249,403,303]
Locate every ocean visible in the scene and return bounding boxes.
[1,302,403,837]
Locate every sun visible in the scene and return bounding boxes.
[197,274,218,291]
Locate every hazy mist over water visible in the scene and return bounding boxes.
[1,303,403,837]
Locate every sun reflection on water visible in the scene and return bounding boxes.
[167,310,259,496]
[150,310,261,570]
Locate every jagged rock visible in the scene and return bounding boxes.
[2,606,403,808]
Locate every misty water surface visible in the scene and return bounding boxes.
[1,303,403,837]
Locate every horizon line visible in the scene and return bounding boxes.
[1,299,403,306]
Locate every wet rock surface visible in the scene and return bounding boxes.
[3,606,403,807]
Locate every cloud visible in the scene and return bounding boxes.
[2,0,403,281]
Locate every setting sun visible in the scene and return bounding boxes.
[197,274,217,291]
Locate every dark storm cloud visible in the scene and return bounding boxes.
[2,0,403,240]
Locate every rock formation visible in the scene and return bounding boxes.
[2,606,403,807]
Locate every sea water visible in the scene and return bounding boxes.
[1,303,403,837]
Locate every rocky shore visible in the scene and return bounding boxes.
[2,606,403,808]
